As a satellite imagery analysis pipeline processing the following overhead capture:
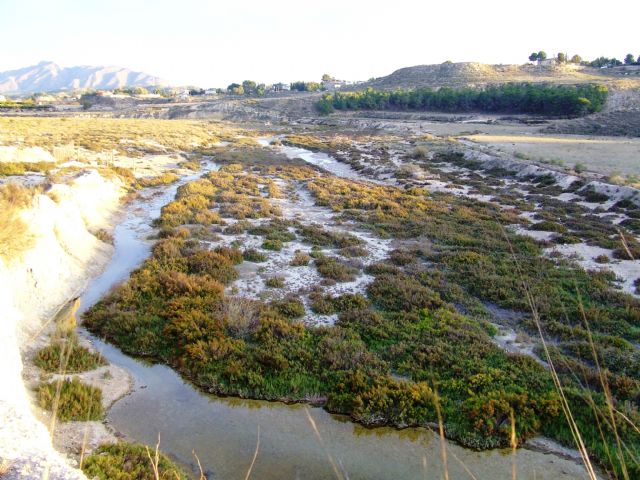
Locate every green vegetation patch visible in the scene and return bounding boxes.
[37,377,103,422]
[84,161,640,476]
[317,83,608,117]
[82,443,189,480]
[34,334,106,373]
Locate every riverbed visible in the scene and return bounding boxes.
[75,148,594,479]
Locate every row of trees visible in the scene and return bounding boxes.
[528,51,640,67]
[316,83,608,117]
[226,74,336,96]
[290,81,321,92]
[226,80,267,96]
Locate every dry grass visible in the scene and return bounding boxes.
[223,296,262,338]
[0,459,11,476]
[0,183,36,260]
[463,133,640,176]
[0,117,241,157]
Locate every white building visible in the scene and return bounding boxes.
[322,79,347,90]
[537,58,557,66]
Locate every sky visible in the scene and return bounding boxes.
[1,0,638,87]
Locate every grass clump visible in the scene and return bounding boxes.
[82,443,188,480]
[37,377,103,421]
[34,334,106,373]
[0,161,56,176]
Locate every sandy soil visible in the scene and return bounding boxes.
[460,132,640,176]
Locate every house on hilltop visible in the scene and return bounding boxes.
[322,79,348,90]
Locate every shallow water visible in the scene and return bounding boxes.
[77,153,593,480]
[87,336,590,480]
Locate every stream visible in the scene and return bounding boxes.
[75,152,592,479]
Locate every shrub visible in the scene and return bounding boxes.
[82,443,189,480]
[243,248,268,262]
[367,274,443,312]
[311,293,369,315]
[34,335,106,373]
[214,246,244,265]
[290,250,311,266]
[340,246,368,258]
[530,221,567,233]
[410,146,429,159]
[272,298,305,319]
[186,250,239,284]
[265,276,285,288]
[262,239,283,251]
[315,256,357,282]
[299,224,363,248]
[582,189,609,203]
[36,378,103,421]
[138,172,179,188]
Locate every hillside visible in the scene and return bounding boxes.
[362,62,640,90]
[0,61,167,94]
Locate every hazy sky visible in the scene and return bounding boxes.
[1,0,638,87]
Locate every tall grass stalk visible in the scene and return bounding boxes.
[502,228,598,479]
[244,426,260,480]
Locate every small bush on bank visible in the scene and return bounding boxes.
[37,377,103,421]
[82,443,189,480]
[34,334,106,373]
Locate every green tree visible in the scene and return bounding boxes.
[321,73,333,82]
[227,83,244,95]
[570,54,582,64]
[242,80,257,94]
[528,52,539,62]
[624,53,635,65]
[557,53,567,63]
[537,51,547,61]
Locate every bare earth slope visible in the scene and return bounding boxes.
[363,62,640,90]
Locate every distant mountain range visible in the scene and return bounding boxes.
[0,61,167,94]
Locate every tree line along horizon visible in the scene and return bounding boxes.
[219,51,637,98]
[315,83,609,117]
[528,50,640,68]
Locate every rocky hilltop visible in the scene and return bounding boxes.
[0,61,166,94]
